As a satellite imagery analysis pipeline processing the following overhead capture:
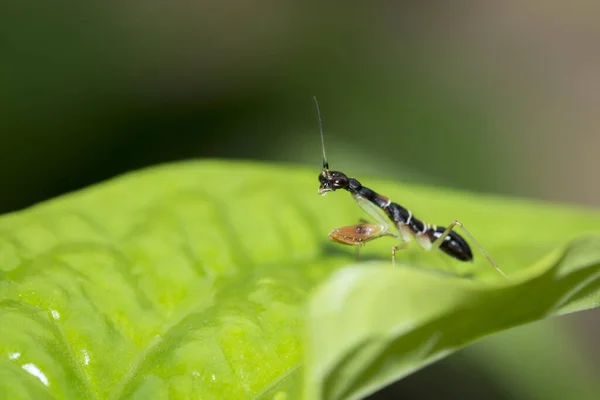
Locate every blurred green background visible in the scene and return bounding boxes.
[2,2,599,399]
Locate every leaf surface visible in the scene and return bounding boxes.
[0,161,599,399]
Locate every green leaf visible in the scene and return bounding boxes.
[462,318,600,400]
[0,160,599,399]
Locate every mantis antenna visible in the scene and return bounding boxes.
[313,96,329,171]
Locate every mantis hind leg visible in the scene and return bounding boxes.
[432,220,507,279]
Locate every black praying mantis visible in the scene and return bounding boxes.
[314,98,507,278]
